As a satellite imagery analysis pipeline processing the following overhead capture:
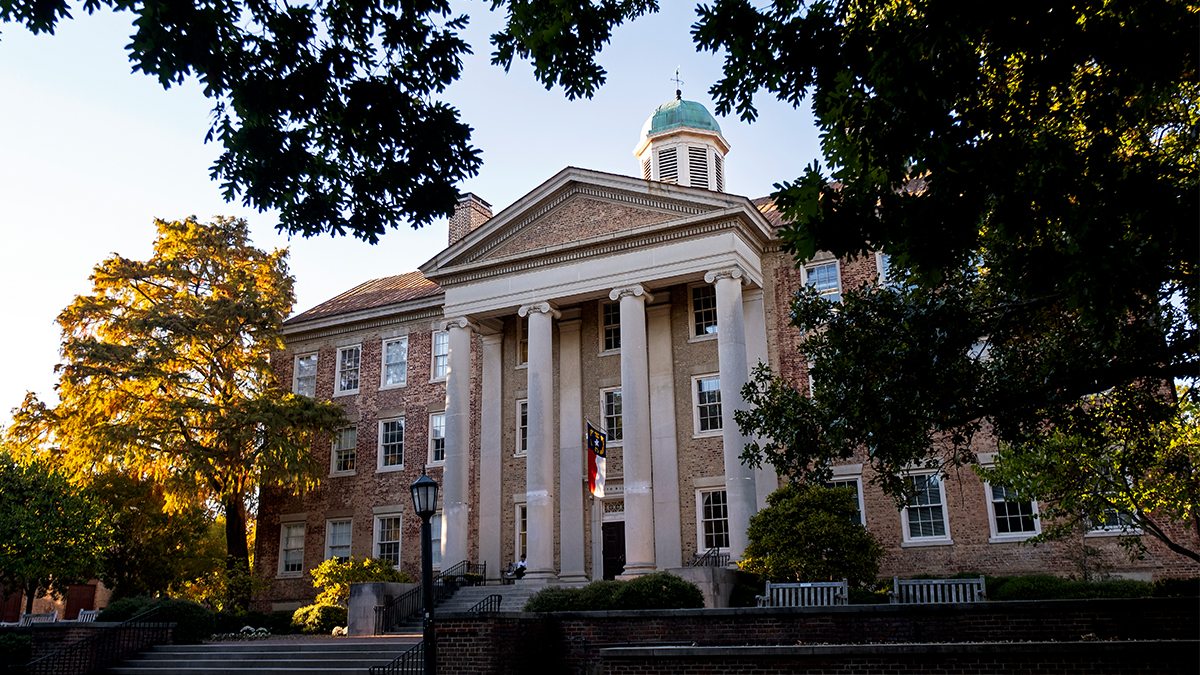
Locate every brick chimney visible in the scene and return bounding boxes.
[449,193,492,245]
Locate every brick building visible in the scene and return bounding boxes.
[254,95,1197,610]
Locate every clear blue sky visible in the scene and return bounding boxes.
[0,3,821,424]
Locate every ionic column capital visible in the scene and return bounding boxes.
[518,301,561,319]
[609,284,654,303]
[438,316,476,332]
[704,266,746,285]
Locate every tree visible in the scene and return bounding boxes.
[0,453,109,614]
[11,217,346,609]
[0,0,657,241]
[741,483,882,586]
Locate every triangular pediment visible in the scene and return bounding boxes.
[423,168,761,280]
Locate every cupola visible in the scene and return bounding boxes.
[634,91,730,191]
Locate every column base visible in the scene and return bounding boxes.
[518,570,557,586]
[616,562,657,579]
[556,573,589,586]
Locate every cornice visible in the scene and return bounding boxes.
[282,303,444,342]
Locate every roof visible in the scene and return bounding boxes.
[752,196,784,229]
[641,96,721,139]
[286,271,440,325]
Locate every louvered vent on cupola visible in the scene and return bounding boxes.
[688,146,709,189]
[657,146,679,183]
[714,154,724,191]
[642,157,651,180]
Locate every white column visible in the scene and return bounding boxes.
[743,288,778,509]
[557,317,587,583]
[477,332,503,579]
[647,303,682,569]
[441,317,474,567]
[704,268,756,561]
[518,301,559,582]
[610,284,655,576]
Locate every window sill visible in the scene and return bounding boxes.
[1085,528,1142,538]
[598,349,620,358]
[514,364,528,371]
[688,333,718,344]
[429,377,447,384]
[376,465,405,474]
[988,534,1038,544]
[329,470,357,478]
[692,430,723,439]
[332,390,359,398]
[427,460,445,468]
[900,538,954,548]
[512,453,527,459]
[276,573,303,580]
[379,382,408,391]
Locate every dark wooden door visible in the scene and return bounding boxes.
[601,521,625,580]
[63,583,96,620]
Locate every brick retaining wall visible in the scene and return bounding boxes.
[436,598,1198,674]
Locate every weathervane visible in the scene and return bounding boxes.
[671,67,684,99]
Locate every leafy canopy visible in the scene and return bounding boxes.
[8,217,346,608]
[309,556,412,608]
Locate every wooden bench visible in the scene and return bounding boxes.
[890,576,986,604]
[756,580,848,607]
[18,612,57,626]
[75,609,100,622]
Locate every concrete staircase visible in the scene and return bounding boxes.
[107,637,419,674]
[436,583,540,615]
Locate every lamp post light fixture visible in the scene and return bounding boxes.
[410,469,439,675]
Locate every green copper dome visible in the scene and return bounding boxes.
[641,95,721,138]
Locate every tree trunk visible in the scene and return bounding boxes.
[223,495,252,612]
[24,581,36,615]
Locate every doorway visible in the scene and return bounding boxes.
[601,521,625,580]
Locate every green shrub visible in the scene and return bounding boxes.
[291,603,347,634]
[213,610,297,635]
[523,574,704,612]
[728,571,763,608]
[612,572,704,610]
[98,596,215,644]
[310,556,413,608]
[990,574,1152,601]
[848,586,890,604]
[0,632,32,667]
[1153,577,1200,597]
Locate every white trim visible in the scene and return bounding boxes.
[978,458,1041,543]
[377,416,406,472]
[801,259,842,302]
[277,521,306,578]
[600,387,623,447]
[334,344,362,396]
[514,501,528,563]
[380,336,409,389]
[374,513,404,569]
[598,299,621,355]
[330,426,357,476]
[826,474,866,526]
[688,283,719,340]
[431,511,443,569]
[899,470,953,546]
[875,251,891,286]
[694,487,730,554]
[430,330,449,381]
[516,315,529,366]
[324,518,352,561]
[514,399,528,457]
[427,412,446,466]
[293,352,318,397]
[691,373,722,437]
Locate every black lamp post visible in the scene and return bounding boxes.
[410,469,439,675]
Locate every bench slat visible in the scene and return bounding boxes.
[891,576,986,604]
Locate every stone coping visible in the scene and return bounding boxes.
[598,640,1199,657]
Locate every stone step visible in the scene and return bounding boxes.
[107,638,417,675]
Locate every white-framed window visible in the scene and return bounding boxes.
[431,330,449,380]
[331,427,357,475]
[375,514,403,568]
[600,301,621,353]
[985,483,1040,541]
[803,260,842,302]
[378,417,405,470]
[431,512,443,568]
[901,473,952,544]
[335,345,362,395]
[278,521,305,577]
[876,252,892,286]
[1087,497,1140,536]
[692,374,722,435]
[293,353,318,397]
[516,317,528,366]
[690,284,718,337]
[325,519,352,561]
[601,388,623,444]
[428,412,446,465]
[381,337,409,388]
[514,503,527,561]
[696,488,730,551]
[826,476,866,526]
[515,399,528,456]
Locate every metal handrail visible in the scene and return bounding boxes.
[22,605,172,675]
[689,547,730,568]
[468,594,502,614]
[374,560,488,633]
[368,639,424,675]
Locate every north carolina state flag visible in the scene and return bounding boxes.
[586,422,607,498]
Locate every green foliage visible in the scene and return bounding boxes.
[6,218,347,610]
[741,484,883,587]
[987,575,1152,601]
[0,453,109,613]
[98,596,217,644]
[523,573,703,612]
[291,603,347,634]
[1152,577,1200,598]
[213,610,297,635]
[0,632,32,667]
[310,556,413,608]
